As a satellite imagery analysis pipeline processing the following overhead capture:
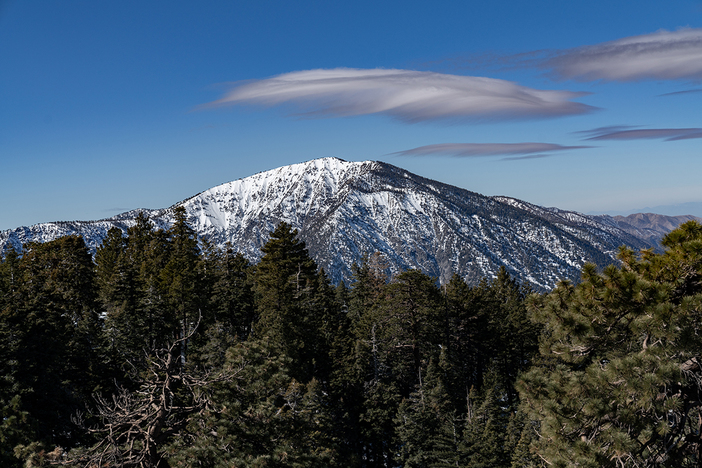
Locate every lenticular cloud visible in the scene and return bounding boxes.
[393,142,592,157]
[580,127,702,141]
[205,68,593,122]
[545,28,702,81]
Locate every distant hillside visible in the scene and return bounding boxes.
[594,202,702,218]
[592,213,702,248]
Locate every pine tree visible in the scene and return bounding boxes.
[207,243,255,340]
[358,378,402,467]
[346,255,394,466]
[94,227,126,307]
[508,411,539,468]
[160,206,202,364]
[348,253,388,324]
[190,243,255,369]
[135,216,173,351]
[0,246,19,311]
[395,355,462,468]
[0,247,33,468]
[484,267,539,409]
[115,212,173,354]
[519,221,702,467]
[97,214,168,370]
[95,227,143,372]
[442,273,491,412]
[350,266,443,467]
[325,275,363,462]
[253,222,322,383]
[167,337,337,467]
[375,269,443,397]
[459,383,509,468]
[7,236,102,449]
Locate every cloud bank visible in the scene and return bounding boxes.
[580,127,702,141]
[393,142,592,159]
[205,68,594,122]
[544,28,702,81]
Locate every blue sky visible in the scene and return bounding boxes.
[2,0,702,231]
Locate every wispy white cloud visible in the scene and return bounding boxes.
[658,88,702,96]
[579,126,702,141]
[575,125,640,135]
[392,142,592,159]
[443,29,702,83]
[203,68,594,122]
[501,154,552,161]
[543,28,702,82]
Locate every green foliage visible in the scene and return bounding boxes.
[442,272,491,410]
[0,235,103,462]
[0,247,28,467]
[160,206,203,363]
[169,337,337,467]
[0,395,32,468]
[1,220,545,467]
[95,226,144,371]
[253,222,330,383]
[396,355,462,468]
[459,385,509,468]
[481,267,539,408]
[507,409,540,468]
[207,243,255,339]
[98,213,173,365]
[520,221,702,467]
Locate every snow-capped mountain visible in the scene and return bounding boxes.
[1,158,654,290]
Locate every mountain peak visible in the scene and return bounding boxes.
[1,159,656,291]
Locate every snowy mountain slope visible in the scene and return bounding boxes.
[0,158,655,290]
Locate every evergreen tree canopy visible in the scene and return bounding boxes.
[396,354,462,468]
[208,244,255,339]
[253,222,327,382]
[168,337,338,468]
[520,221,702,468]
[161,206,203,363]
[2,236,101,451]
[0,219,542,468]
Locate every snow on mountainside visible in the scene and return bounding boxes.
[0,158,657,291]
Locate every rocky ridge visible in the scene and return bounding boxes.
[0,158,668,291]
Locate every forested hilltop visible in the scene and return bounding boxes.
[3,207,702,467]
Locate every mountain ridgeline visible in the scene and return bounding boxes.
[1,158,660,290]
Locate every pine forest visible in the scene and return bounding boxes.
[3,206,702,468]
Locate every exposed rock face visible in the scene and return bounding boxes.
[1,158,662,291]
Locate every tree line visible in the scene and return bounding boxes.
[2,207,702,467]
